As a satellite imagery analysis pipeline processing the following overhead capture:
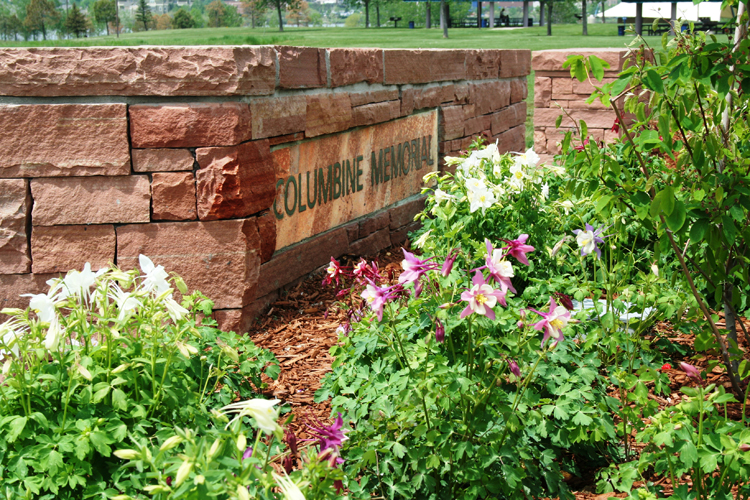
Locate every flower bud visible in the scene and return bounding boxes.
[193,475,205,485]
[740,443,750,452]
[174,460,192,487]
[208,439,222,459]
[508,359,521,377]
[236,433,247,452]
[435,318,445,343]
[283,454,295,473]
[441,253,457,277]
[159,435,183,452]
[113,449,140,460]
[284,429,298,455]
[674,423,682,430]
[77,364,93,381]
[237,484,250,500]
[111,363,130,374]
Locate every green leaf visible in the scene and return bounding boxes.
[690,219,709,242]
[555,114,563,129]
[589,55,607,81]
[45,449,63,476]
[391,442,407,459]
[571,411,593,426]
[644,69,665,94]
[730,204,744,222]
[681,441,698,467]
[723,215,737,245]
[660,187,675,216]
[112,388,127,411]
[89,430,113,457]
[666,200,687,231]
[7,416,27,443]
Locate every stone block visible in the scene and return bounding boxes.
[0,46,277,96]
[532,49,627,73]
[0,179,30,273]
[562,98,611,110]
[349,228,391,257]
[499,50,531,78]
[510,78,528,103]
[440,105,464,141]
[250,96,306,139]
[534,129,547,153]
[390,220,420,246]
[256,211,276,263]
[535,107,617,129]
[358,211,390,239]
[389,196,426,230]
[0,104,129,178]
[454,83,470,103]
[534,77,552,108]
[31,224,115,274]
[305,94,352,138]
[413,86,444,110]
[31,176,150,226]
[277,46,326,88]
[349,89,400,107]
[400,88,415,116]
[491,102,527,136]
[466,49,502,80]
[130,103,252,148]
[552,78,573,95]
[152,172,197,221]
[494,125,525,154]
[464,116,483,137]
[256,225,350,298]
[471,81,511,116]
[195,140,275,221]
[116,219,261,310]
[0,273,57,313]
[383,49,466,85]
[268,132,305,147]
[572,77,617,95]
[214,309,243,333]
[352,101,399,128]
[132,149,195,172]
[328,48,384,87]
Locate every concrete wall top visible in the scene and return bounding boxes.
[0,46,531,97]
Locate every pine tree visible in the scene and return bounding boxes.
[64,2,87,37]
[24,0,59,40]
[135,0,151,30]
[92,0,116,35]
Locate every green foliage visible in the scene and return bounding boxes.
[23,0,59,39]
[172,7,195,28]
[64,2,87,37]
[91,0,115,34]
[135,0,151,30]
[0,259,279,497]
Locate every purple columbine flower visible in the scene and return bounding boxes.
[572,224,610,259]
[399,249,439,285]
[306,412,350,465]
[484,239,516,294]
[361,281,398,321]
[460,271,507,320]
[508,359,521,377]
[528,297,571,346]
[435,318,445,343]
[502,234,535,266]
[441,250,458,277]
[242,446,253,461]
[680,362,701,382]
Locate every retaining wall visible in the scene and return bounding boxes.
[532,48,629,163]
[0,46,530,333]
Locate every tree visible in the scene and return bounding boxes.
[342,0,370,27]
[64,1,87,35]
[259,0,299,31]
[154,11,170,28]
[172,6,194,27]
[135,0,151,30]
[92,0,116,34]
[581,0,587,34]
[24,0,59,40]
[241,0,267,27]
[0,12,23,39]
[285,0,308,26]
[205,0,224,26]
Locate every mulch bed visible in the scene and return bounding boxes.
[246,243,750,499]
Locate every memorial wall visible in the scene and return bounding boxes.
[0,46,530,333]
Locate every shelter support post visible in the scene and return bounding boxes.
[670,1,677,35]
[489,1,494,27]
[635,2,643,35]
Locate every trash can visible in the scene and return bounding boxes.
[482,18,489,27]
[409,20,415,28]
[681,23,688,32]
[618,25,625,36]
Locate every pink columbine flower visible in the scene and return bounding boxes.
[574,138,590,152]
[361,281,398,321]
[460,271,507,320]
[441,250,458,277]
[502,234,535,266]
[680,362,701,382]
[242,447,253,461]
[323,257,344,286]
[435,318,445,343]
[399,248,438,285]
[508,359,521,377]
[528,297,571,346]
[306,412,350,463]
[484,239,516,294]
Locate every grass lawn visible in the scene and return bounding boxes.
[1,23,661,49]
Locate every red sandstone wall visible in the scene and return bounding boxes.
[532,48,628,163]
[0,46,530,333]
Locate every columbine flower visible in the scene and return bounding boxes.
[435,318,445,343]
[22,288,61,323]
[220,398,281,436]
[508,359,521,377]
[611,118,620,133]
[361,282,395,321]
[541,183,550,200]
[573,224,610,259]
[514,148,540,168]
[443,156,464,167]
[139,255,171,295]
[460,271,506,320]
[44,314,64,352]
[574,138,590,152]
[323,257,344,286]
[528,297,571,346]
[558,200,574,215]
[273,472,306,500]
[434,189,455,205]
[164,295,189,322]
[109,284,142,323]
[468,187,497,214]
[58,263,102,302]
[0,319,26,357]
[413,229,432,249]
[552,292,574,311]
[680,362,701,382]
[441,251,457,277]
[307,412,350,456]
[465,177,487,193]
[484,239,516,294]
[502,234,535,266]
[399,249,438,285]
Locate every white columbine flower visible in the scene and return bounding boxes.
[434,189,455,205]
[576,228,597,256]
[58,263,103,303]
[109,284,142,323]
[0,319,25,357]
[139,255,171,296]
[220,398,281,435]
[465,177,487,194]
[164,295,189,322]
[468,187,496,214]
[273,472,307,500]
[443,156,464,167]
[413,229,432,249]
[541,183,550,200]
[44,314,64,352]
[559,200,574,215]
[515,148,541,169]
[22,288,61,323]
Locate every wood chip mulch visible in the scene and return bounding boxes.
[244,243,750,499]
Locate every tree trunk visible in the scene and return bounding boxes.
[426,1,431,28]
[725,281,740,376]
[477,0,481,27]
[441,0,448,37]
[522,0,528,26]
[546,0,552,35]
[376,1,380,27]
[601,0,605,22]
[365,0,369,27]
[582,0,587,35]
[539,0,544,25]
[277,1,283,31]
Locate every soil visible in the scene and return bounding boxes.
[246,243,750,499]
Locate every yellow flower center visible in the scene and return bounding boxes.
[475,294,488,306]
[550,318,564,330]
[580,237,591,246]
[515,171,523,179]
